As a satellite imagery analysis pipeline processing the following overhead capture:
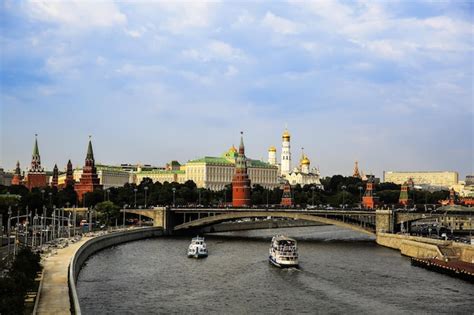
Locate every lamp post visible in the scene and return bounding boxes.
[41,189,45,204]
[358,186,363,205]
[172,188,176,207]
[134,188,138,208]
[311,186,316,207]
[266,189,269,209]
[341,185,346,209]
[144,186,148,208]
[7,207,11,257]
[123,204,128,229]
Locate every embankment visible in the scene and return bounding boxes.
[69,227,163,314]
[376,233,474,263]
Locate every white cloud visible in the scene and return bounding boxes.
[225,65,238,77]
[232,11,255,28]
[25,0,127,29]
[155,2,216,33]
[182,40,247,63]
[262,12,299,35]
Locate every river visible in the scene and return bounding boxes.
[77,226,473,314]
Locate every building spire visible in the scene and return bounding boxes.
[86,135,94,161]
[239,131,245,154]
[33,134,40,157]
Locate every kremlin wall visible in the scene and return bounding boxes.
[2,130,473,204]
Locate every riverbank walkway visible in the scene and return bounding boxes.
[35,236,91,315]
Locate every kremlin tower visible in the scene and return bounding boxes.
[75,137,102,202]
[12,161,23,185]
[353,161,361,179]
[280,128,291,176]
[232,132,252,207]
[26,134,47,190]
[362,178,379,209]
[280,181,293,206]
[64,159,75,188]
[51,164,59,188]
[399,182,410,206]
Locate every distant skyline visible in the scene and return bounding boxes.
[1,1,473,179]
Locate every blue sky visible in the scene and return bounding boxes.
[1,0,473,179]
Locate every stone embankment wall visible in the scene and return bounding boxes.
[376,232,474,263]
[202,219,325,233]
[69,228,163,314]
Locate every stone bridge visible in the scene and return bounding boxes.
[120,207,445,236]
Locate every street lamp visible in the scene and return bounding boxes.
[341,185,346,209]
[123,204,128,229]
[134,188,138,208]
[144,186,148,208]
[172,188,176,207]
[358,186,363,204]
[7,207,11,257]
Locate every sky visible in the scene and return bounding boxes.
[1,0,473,179]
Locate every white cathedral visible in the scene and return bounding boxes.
[268,129,324,188]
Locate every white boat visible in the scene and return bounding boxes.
[187,236,208,258]
[269,235,299,268]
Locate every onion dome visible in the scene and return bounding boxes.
[268,146,277,152]
[301,155,310,165]
[229,145,237,153]
[282,129,290,141]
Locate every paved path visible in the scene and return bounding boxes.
[35,237,91,315]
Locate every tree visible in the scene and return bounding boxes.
[95,201,121,225]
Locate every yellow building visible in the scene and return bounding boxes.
[383,171,459,188]
[185,146,279,190]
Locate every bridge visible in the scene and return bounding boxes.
[120,207,452,236]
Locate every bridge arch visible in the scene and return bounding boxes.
[174,211,375,236]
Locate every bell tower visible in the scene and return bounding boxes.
[232,132,252,207]
[281,128,291,176]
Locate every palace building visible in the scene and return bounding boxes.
[384,171,459,190]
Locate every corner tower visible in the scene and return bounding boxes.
[281,128,291,176]
[232,132,252,207]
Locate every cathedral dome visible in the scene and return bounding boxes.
[301,155,310,165]
[229,145,237,153]
[282,129,290,141]
[268,146,277,152]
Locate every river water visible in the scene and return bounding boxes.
[77,226,473,314]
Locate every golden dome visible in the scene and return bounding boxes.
[282,129,290,140]
[268,146,276,152]
[229,145,237,153]
[301,155,310,165]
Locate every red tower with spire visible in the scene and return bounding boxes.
[51,164,59,188]
[399,182,410,206]
[362,178,379,209]
[75,137,102,202]
[12,161,23,185]
[26,134,47,190]
[232,132,252,207]
[280,181,293,206]
[64,159,75,188]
